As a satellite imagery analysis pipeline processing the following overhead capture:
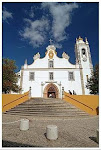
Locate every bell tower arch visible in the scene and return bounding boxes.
[75,36,93,95]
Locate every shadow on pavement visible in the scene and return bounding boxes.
[89,137,98,144]
[2,140,42,147]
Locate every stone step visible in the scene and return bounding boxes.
[4,110,88,114]
[4,98,90,118]
[24,101,71,104]
[29,99,63,101]
[14,103,74,106]
[16,99,68,102]
[4,112,89,117]
[13,100,75,106]
[12,105,76,109]
[25,99,64,102]
[10,108,82,112]
[6,110,83,115]
[8,105,82,110]
[12,103,76,108]
[30,98,62,101]
[5,108,87,113]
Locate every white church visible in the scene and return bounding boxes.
[17,36,93,98]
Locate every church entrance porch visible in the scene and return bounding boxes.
[43,83,59,98]
[47,87,56,98]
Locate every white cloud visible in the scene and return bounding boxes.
[20,3,78,48]
[20,18,49,47]
[24,6,35,18]
[3,9,13,23]
[42,3,78,42]
[54,43,62,49]
[29,6,34,18]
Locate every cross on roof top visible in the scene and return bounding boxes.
[49,39,53,45]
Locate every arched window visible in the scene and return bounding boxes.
[82,48,86,55]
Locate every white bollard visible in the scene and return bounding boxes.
[96,129,99,143]
[46,125,58,140]
[20,119,29,131]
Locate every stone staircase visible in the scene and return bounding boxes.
[4,98,91,118]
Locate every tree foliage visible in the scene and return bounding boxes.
[86,64,99,94]
[3,58,21,93]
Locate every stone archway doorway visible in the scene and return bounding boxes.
[43,83,59,98]
[47,87,56,98]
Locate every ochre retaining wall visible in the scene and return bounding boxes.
[2,91,29,112]
[63,91,99,115]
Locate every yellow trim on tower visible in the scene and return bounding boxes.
[78,36,83,41]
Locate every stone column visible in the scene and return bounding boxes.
[20,69,24,94]
[41,82,44,97]
[29,87,31,99]
[58,82,62,99]
[62,87,64,99]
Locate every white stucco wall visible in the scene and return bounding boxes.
[17,40,93,97]
[21,69,82,97]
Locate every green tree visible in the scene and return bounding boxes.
[3,58,21,93]
[86,64,99,94]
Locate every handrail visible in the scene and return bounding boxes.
[64,94,94,111]
[3,93,29,108]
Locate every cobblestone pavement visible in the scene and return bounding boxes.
[2,114,99,148]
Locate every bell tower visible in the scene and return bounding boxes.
[75,36,93,94]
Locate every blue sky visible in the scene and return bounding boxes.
[2,2,99,72]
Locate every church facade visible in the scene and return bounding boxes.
[17,37,93,98]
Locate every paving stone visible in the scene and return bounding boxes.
[2,114,99,147]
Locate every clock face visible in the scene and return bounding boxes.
[49,50,54,59]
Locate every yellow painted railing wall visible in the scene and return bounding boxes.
[63,91,99,115]
[2,91,29,112]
